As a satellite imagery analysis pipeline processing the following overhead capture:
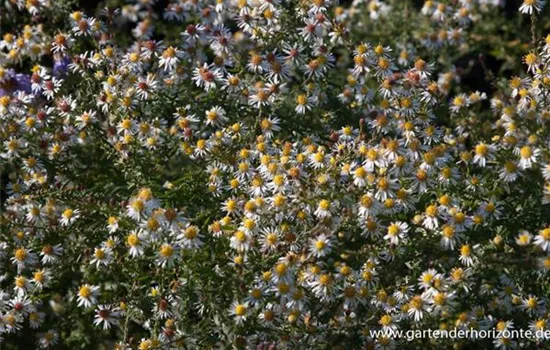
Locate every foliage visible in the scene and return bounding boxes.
[1,0,550,349]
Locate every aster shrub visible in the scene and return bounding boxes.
[1,0,550,349]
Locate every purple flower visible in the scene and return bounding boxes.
[53,56,71,78]
[0,69,31,96]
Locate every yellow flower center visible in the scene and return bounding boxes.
[95,249,105,259]
[426,205,438,217]
[275,263,287,276]
[355,167,367,178]
[14,248,27,261]
[454,212,465,223]
[380,315,392,326]
[387,224,400,236]
[453,96,464,106]
[319,200,330,211]
[434,293,446,305]
[185,226,198,239]
[504,161,517,172]
[163,47,176,58]
[251,288,262,299]
[127,234,140,247]
[235,230,246,242]
[129,52,139,62]
[159,244,173,257]
[475,144,488,156]
[79,285,91,298]
[319,274,332,286]
[296,94,307,105]
[524,53,537,65]
[416,169,427,181]
[234,304,247,316]
[377,177,389,190]
[34,271,44,282]
[410,296,423,309]
[520,146,532,159]
[315,240,326,250]
[451,268,464,281]
[132,200,145,212]
[442,226,455,238]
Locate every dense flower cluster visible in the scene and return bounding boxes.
[0,0,549,349]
